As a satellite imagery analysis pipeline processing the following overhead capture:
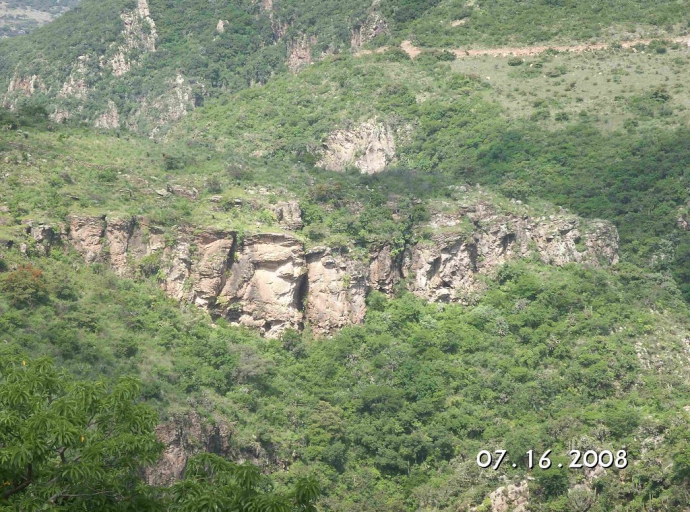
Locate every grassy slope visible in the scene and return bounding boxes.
[392,0,690,48]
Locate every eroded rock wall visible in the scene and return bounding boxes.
[146,412,233,487]
[218,234,306,337]
[318,119,397,174]
[55,199,619,336]
[305,248,368,335]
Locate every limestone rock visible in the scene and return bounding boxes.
[108,0,157,77]
[94,101,120,130]
[128,74,198,138]
[189,232,235,308]
[406,234,480,303]
[350,6,387,49]
[403,202,619,304]
[271,201,303,230]
[56,194,620,337]
[219,233,306,337]
[305,248,368,335]
[5,73,43,98]
[488,481,529,512]
[287,35,316,72]
[318,120,396,174]
[161,230,234,308]
[29,224,53,244]
[161,240,192,300]
[146,412,233,487]
[368,245,400,293]
[67,215,106,263]
[105,217,136,276]
[58,55,91,100]
[167,184,199,200]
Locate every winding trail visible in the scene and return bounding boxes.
[356,36,690,60]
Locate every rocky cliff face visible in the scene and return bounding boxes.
[108,0,157,77]
[318,119,397,174]
[42,197,619,336]
[146,412,233,486]
[398,202,619,303]
[305,248,368,335]
[218,233,306,336]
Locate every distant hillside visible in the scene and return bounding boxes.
[0,0,80,37]
[1,0,687,135]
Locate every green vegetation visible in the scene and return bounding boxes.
[4,0,690,509]
[0,349,160,509]
[0,348,320,510]
[2,239,690,509]
[167,49,690,299]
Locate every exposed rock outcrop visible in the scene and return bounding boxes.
[94,101,121,130]
[305,248,368,335]
[369,245,400,294]
[160,229,234,306]
[108,0,157,77]
[59,55,91,99]
[218,234,306,337]
[25,223,56,256]
[400,202,619,304]
[3,73,45,107]
[49,196,619,336]
[67,215,105,263]
[128,74,199,138]
[105,218,136,276]
[350,2,388,50]
[488,481,529,512]
[271,201,303,230]
[167,183,199,200]
[146,412,233,487]
[287,35,316,72]
[318,120,397,174]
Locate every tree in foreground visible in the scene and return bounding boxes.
[167,453,320,512]
[0,349,162,510]
[0,349,321,511]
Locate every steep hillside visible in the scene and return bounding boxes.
[2,199,690,509]
[4,1,690,510]
[0,0,380,134]
[170,49,690,300]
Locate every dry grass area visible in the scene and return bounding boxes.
[448,43,690,131]
[0,1,55,36]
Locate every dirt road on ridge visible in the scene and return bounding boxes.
[355,36,690,60]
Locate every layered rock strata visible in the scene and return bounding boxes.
[42,200,618,336]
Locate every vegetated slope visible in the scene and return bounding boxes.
[2,96,690,510]
[2,220,690,510]
[175,47,690,301]
[391,0,690,48]
[0,0,382,134]
[1,0,687,136]
[3,2,690,510]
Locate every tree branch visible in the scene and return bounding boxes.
[2,463,32,500]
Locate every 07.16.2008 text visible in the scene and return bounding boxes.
[476,449,628,470]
